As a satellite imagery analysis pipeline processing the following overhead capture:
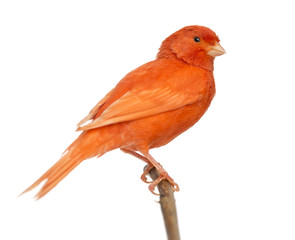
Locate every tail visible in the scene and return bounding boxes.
[21,127,121,199]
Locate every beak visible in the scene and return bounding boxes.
[207,42,226,57]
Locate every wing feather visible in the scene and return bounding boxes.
[77,89,114,128]
[77,86,198,131]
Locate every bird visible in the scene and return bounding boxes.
[22,25,225,199]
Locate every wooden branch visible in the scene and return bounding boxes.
[148,167,181,240]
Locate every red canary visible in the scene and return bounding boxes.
[22,25,225,199]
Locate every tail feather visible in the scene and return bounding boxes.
[21,128,120,199]
[21,149,86,200]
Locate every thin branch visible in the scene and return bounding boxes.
[148,167,181,240]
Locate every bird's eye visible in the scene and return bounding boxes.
[194,36,200,43]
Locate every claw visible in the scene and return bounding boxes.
[151,190,160,196]
[141,164,154,183]
[141,174,152,184]
[148,184,160,196]
[172,182,180,192]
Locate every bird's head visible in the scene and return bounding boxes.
[157,25,225,71]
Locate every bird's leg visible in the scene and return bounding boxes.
[120,148,153,183]
[121,148,149,163]
[121,149,180,194]
[141,152,180,195]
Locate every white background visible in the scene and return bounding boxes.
[1,0,294,239]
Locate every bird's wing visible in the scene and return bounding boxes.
[77,89,114,127]
[77,85,199,131]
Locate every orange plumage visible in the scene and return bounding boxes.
[22,25,225,199]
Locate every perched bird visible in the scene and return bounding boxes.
[22,25,225,199]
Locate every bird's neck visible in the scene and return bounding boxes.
[157,50,214,72]
[192,53,215,72]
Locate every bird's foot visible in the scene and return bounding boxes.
[138,152,179,195]
[148,170,180,195]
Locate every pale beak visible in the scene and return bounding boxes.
[207,42,226,57]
